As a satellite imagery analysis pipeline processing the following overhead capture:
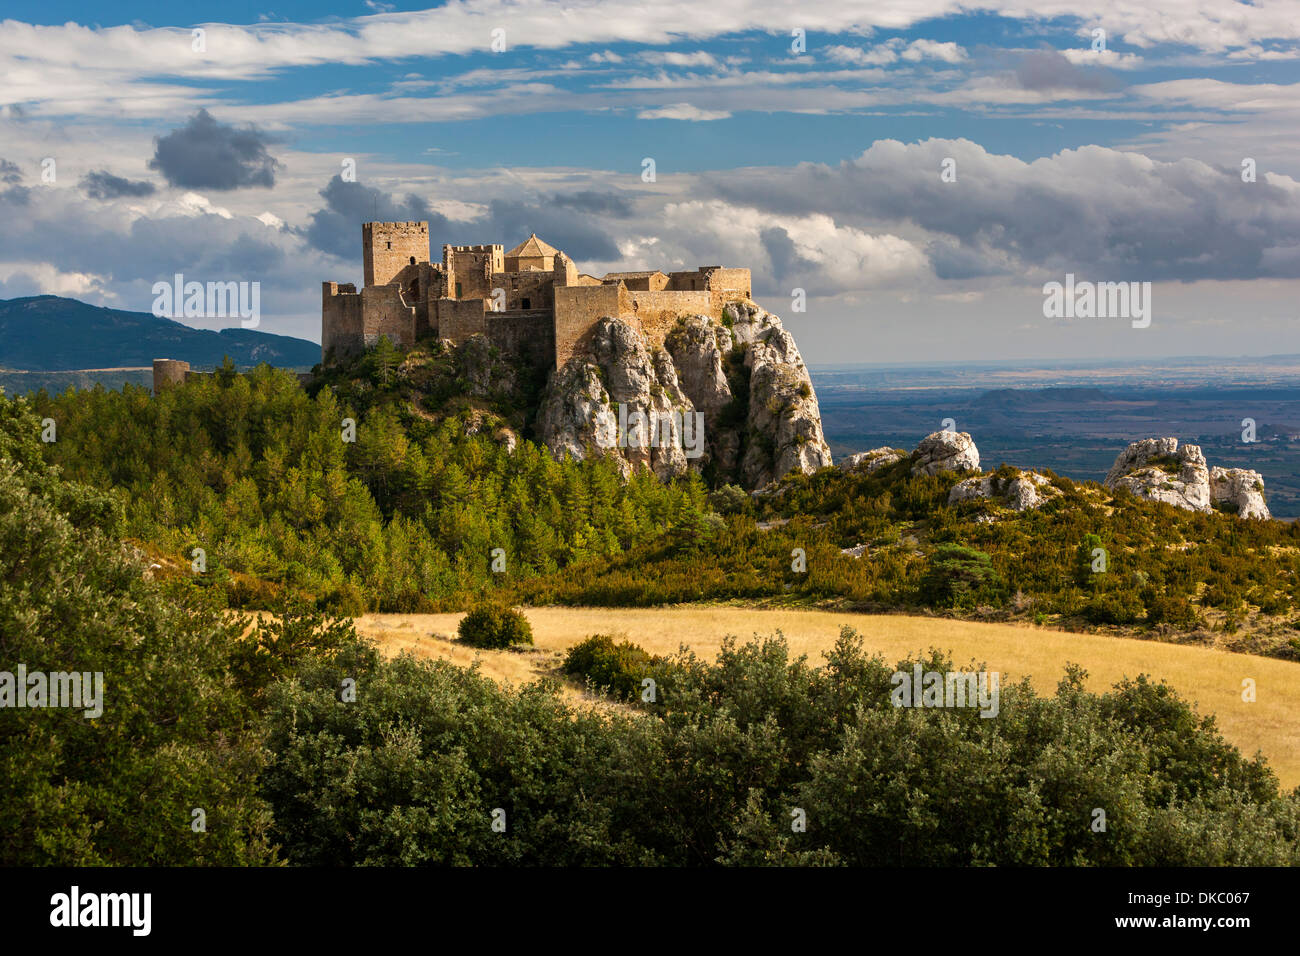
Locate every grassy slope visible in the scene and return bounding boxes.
[354,606,1300,790]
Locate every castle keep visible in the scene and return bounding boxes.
[322,222,752,368]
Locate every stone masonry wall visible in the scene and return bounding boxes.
[364,222,429,288]
[437,297,488,342]
[554,284,629,368]
[629,290,714,349]
[322,282,364,361]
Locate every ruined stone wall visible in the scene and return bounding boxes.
[364,221,429,288]
[152,358,190,392]
[490,270,556,311]
[629,290,714,349]
[437,297,488,342]
[705,267,751,296]
[613,272,669,291]
[554,284,630,368]
[444,245,503,300]
[666,270,708,292]
[360,284,416,348]
[322,282,364,361]
[705,267,752,313]
[484,310,555,369]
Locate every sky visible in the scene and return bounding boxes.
[1,1,1299,365]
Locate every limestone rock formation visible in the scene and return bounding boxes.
[724,303,832,487]
[538,304,831,490]
[838,447,904,474]
[454,334,519,399]
[1210,466,1270,519]
[948,470,1059,511]
[537,319,692,481]
[912,430,980,476]
[1104,438,1211,513]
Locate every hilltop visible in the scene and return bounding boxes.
[0,295,320,371]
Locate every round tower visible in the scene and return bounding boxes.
[152,358,190,393]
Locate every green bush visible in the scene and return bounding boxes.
[563,634,658,700]
[919,544,1003,608]
[458,602,534,648]
[1082,589,1146,625]
[262,629,1300,867]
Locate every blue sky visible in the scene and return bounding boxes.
[2,1,1299,363]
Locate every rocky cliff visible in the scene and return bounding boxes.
[536,302,831,489]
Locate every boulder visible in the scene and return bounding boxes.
[838,447,904,474]
[948,470,1059,511]
[1210,466,1270,519]
[1103,438,1210,513]
[912,430,980,476]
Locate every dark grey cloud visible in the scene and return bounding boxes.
[1014,49,1125,93]
[0,159,28,205]
[304,175,445,259]
[475,198,621,261]
[759,226,815,281]
[704,139,1300,282]
[927,239,1006,279]
[552,190,636,217]
[148,109,281,190]
[81,170,157,200]
[303,175,622,263]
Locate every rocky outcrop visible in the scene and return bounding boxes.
[537,319,692,481]
[1210,466,1270,519]
[538,303,831,489]
[912,430,980,476]
[838,447,904,474]
[1104,438,1211,513]
[948,470,1059,511]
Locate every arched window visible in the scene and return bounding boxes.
[409,256,416,265]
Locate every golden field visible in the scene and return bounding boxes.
[353,606,1300,790]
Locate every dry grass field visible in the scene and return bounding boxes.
[353,605,1300,790]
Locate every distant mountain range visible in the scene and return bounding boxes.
[0,296,320,371]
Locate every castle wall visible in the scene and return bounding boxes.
[607,272,669,291]
[437,297,488,342]
[490,270,556,311]
[666,270,708,292]
[554,284,630,368]
[322,282,364,361]
[628,290,715,348]
[364,222,429,288]
[360,284,416,348]
[444,245,503,301]
[705,267,752,313]
[485,310,555,369]
[323,220,752,374]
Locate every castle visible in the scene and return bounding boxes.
[321,222,752,369]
